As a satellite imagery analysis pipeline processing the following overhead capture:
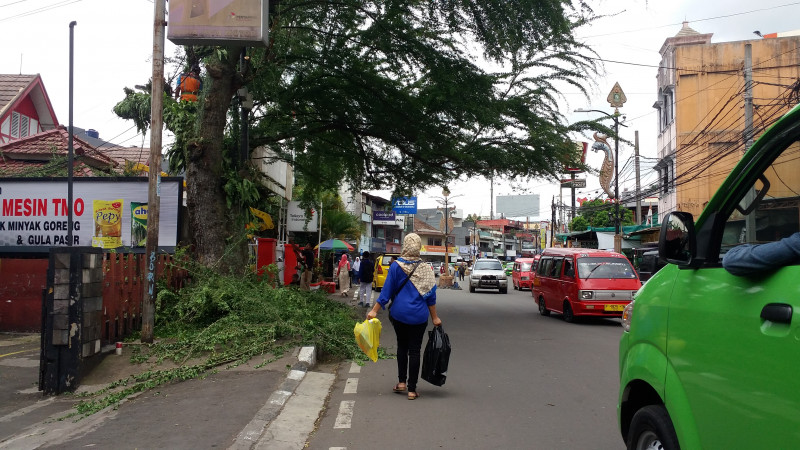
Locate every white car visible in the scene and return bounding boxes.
[469,258,508,294]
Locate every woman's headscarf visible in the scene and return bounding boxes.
[397,233,436,294]
[337,254,349,272]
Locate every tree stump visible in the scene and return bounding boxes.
[439,274,454,288]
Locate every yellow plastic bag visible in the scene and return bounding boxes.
[354,318,382,362]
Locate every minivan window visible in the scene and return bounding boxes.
[577,257,636,279]
[549,258,563,278]
[380,255,394,265]
[520,262,531,271]
[538,258,552,276]
[563,259,574,278]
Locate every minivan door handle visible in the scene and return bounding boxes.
[760,303,793,324]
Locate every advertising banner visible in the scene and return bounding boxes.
[392,197,417,214]
[0,178,182,251]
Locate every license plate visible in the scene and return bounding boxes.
[482,280,498,285]
[604,304,625,312]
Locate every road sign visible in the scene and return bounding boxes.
[560,179,586,189]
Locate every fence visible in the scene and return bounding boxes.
[0,252,188,343]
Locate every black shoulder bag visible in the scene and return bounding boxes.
[387,262,421,311]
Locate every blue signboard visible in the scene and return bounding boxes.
[392,196,417,214]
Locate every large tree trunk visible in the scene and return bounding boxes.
[185,47,247,272]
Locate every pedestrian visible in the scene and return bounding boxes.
[352,256,361,285]
[356,251,374,307]
[337,254,351,297]
[458,262,466,281]
[175,65,203,102]
[300,243,315,291]
[367,233,442,400]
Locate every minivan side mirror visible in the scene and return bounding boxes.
[658,212,696,265]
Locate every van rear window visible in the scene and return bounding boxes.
[577,257,637,279]
[520,263,531,271]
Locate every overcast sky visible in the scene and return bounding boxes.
[2,0,799,220]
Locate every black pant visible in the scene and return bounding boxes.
[389,315,428,392]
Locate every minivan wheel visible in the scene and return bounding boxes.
[538,297,550,316]
[562,302,575,323]
[627,405,679,450]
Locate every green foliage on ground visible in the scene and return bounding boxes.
[70,264,380,417]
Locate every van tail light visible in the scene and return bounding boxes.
[377,265,383,274]
[622,301,634,332]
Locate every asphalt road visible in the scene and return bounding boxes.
[308,284,627,450]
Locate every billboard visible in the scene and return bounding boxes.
[0,178,182,251]
[392,197,417,214]
[287,201,318,232]
[168,0,269,46]
[496,194,540,218]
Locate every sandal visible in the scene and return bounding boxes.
[407,391,419,400]
[392,383,406,393]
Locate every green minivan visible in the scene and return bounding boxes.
[618,102,800,450]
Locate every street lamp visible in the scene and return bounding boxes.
[574,107,625,252]
[431,187,463,264]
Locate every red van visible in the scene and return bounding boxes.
[511,257,537,290]
[532,248,640,322]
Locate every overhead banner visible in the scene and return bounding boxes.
[0,178,182,251]
[392,197,417,214]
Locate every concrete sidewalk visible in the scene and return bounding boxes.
[0,287,371,449]
[0,334,338,450]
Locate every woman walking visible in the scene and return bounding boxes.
[367,233,442,400]
[337,254,351,297]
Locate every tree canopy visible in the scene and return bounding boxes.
[570,198,634,231]
[116,0,602,270]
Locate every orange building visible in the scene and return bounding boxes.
[654,23,800,219]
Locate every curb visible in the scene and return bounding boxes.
[229,345,317,450]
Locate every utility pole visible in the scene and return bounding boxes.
[551,196,556,247]
[489,175,494,220]
[142,0,166,343]
[635,130,641,225]
[743,43,757,243]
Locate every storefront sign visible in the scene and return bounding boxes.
[0,178,182,251]
[373,211,396,225]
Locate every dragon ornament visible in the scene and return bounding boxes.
[591,132,615,199]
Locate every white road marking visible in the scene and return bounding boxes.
[333,401,355,429]
[348,362,361,374]
[343,377,358,394]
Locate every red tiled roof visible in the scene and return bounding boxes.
[413,217,442,233]
[0,158,103,177]
[0,74,37,116]
[102,145,150,167]
[0,125,116,168]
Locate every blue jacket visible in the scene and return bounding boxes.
[377,261,436,325]
[722,232,800,276]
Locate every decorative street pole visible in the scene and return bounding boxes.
[575,82,627,253]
